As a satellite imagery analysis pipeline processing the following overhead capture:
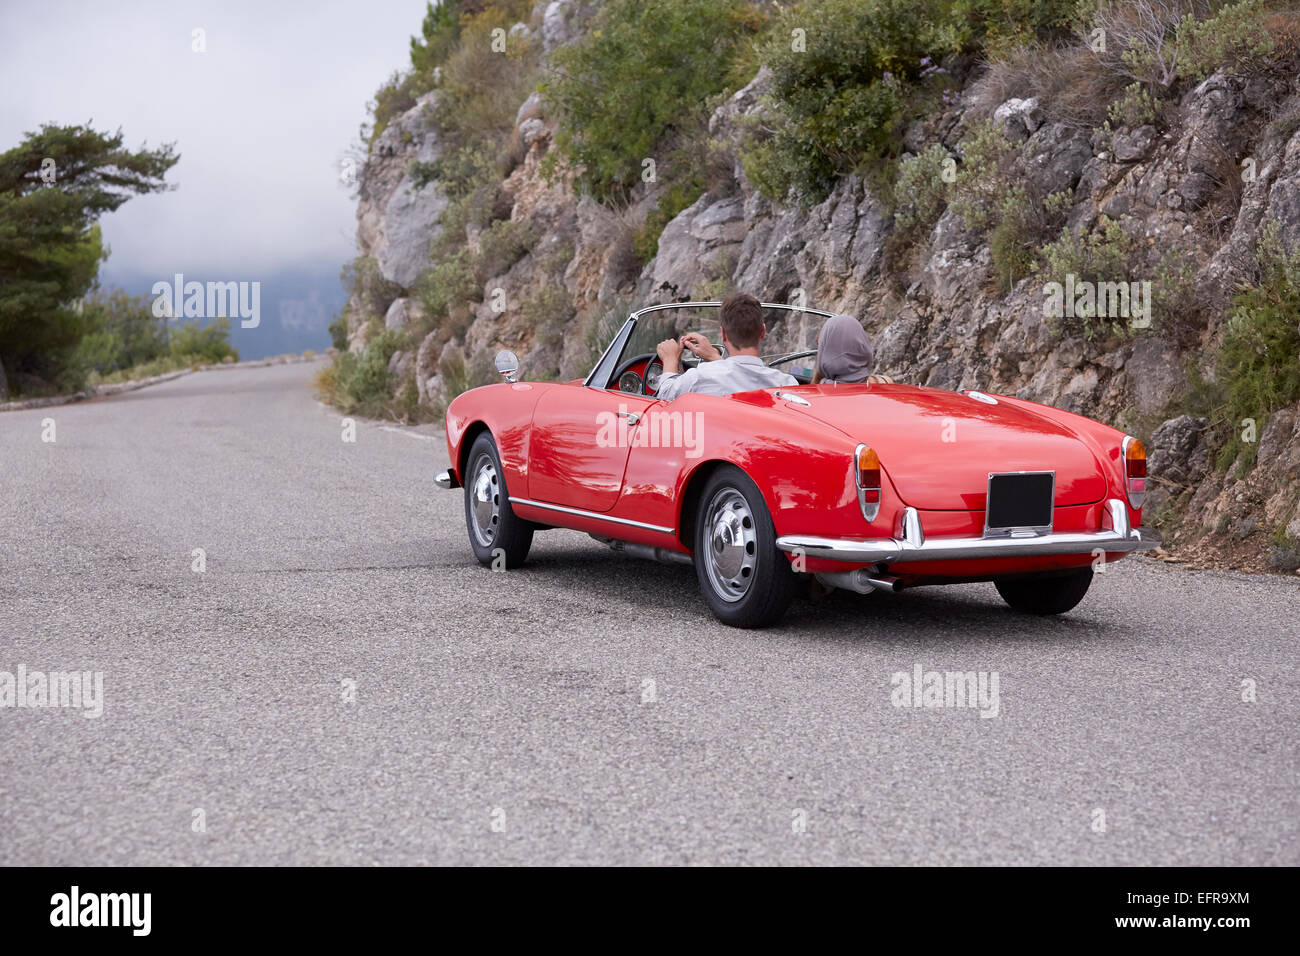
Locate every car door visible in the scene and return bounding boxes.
[527,384,658,512]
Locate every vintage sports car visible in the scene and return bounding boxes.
[436,302,1159,627]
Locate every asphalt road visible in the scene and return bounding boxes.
[1,362,1296,865]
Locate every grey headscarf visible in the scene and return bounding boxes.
[817,314,874,383]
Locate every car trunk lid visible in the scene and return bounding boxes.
[759,385,1107,511]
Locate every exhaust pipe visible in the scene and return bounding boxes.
[815,568,902,595]
[590,535,694,566]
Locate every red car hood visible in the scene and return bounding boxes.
[761,385,1107,511]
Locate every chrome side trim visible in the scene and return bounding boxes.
[508,497,675,535]
[777,499,1160,564]
[435,469,458,490]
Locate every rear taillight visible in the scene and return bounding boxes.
[1122,436,1147,509]
[854,444,881,522]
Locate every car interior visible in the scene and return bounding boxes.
[594,305,824,396]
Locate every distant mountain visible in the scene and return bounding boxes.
[100,262,344,360]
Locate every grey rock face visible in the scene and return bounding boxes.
[1149,415,1210,487]
[345,43,1300,565]
[384,297,416,333]
[356,91,450,291]
[387,349,413,381]
[993,97,1043,141]
[541,1,580,51]
[415,331,441,405]
[1124,337,1184,419]
[1023,122,1093,197]
[647,194,747,295]
[1112,125,1157,163]
[377,177,450,290]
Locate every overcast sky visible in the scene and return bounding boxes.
[0,0,430,281]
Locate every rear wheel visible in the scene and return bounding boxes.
[694,466,798,628]
[994,568,1093,615]
[463,432,534,569]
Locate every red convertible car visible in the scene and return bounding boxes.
[436,302,1159,627]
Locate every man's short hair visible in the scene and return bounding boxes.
[720,294,763,349]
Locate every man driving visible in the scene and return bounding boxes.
[654,293,797,400]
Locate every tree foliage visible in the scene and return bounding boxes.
[0,123,177,392]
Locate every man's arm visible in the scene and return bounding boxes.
[655,366,699,401]
[655,336,690,401]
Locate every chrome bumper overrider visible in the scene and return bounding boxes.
[435,469,458,490]
[776,500,1160,564]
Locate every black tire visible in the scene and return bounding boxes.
[693,465,798,628]
[994,568,1093,615]
[462,432,534,569]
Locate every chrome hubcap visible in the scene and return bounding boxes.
[470,453,500,548]
[703,488,757,603]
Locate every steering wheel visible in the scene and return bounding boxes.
[611,339,724,395]
[764,349,819,384]
[611,352,662,396]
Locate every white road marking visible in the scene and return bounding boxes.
[379,425,437,442]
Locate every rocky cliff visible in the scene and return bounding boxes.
[338,0,1300,573]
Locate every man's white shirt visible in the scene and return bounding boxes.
[655,354,797,400]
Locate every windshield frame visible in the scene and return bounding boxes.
[582,301,835,390]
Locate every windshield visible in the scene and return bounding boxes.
[587,302,835,389]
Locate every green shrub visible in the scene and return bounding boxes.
[86,354,203,387]
[988,187,1041,291]
[425,3,539,195]
[1180,0,1275,81]
[1037,218,1137,337]
[744,0,973,202]
[1088,0,1274,95]
[1040,218,1132,286]
[411,142,499,203]
[952,0,1081,53]
[409,0,467,74]
[66,287,169,385]
[328,311,349,351]
[1151,248,1202,343]
[331,330,405,417]
[1212,221,1300,470]
[168,317,238,364]
[477,218,536,279]
[951,120,1017,231]
[1106,82,1161,128]
[416,248,477,321]
[542,0,762,201]
[893,144,952,236]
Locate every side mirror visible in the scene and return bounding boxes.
[494,349,520,383]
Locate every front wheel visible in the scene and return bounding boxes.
[463,432,534,569]
[994,568,1093,615]
[694,465,798,628]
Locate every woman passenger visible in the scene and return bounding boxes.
[812,313,893,385]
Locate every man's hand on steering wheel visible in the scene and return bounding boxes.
[656,337,685,375]
[680,332,720,362]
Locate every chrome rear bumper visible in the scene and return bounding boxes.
[435,469,459,490]
[776,500,1160,564]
